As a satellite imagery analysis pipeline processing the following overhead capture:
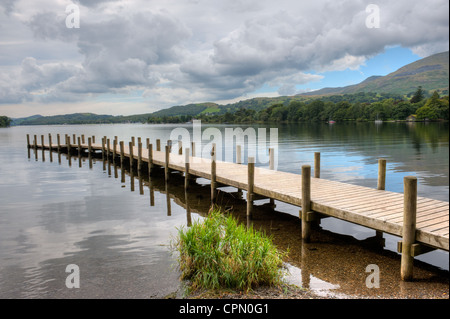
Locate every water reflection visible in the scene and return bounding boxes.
[19,149,448,298]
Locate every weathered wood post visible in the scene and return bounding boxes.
[401,176,417,281]
[156,139,161,152]
[269,148,275,206]
[236,145,242,164]
[138,142,143,173]
[72,134,76,144]
[129,141,134,170]
[377,158,387,190]
[88,137,92,155]
[66,134,71,154]
[301,165,312,242]
[101,137,105,159]
[178,140,183,155]
[34,135,37,150]
[77,136,82,156]
[146,138,150,149]
[92,136,96,144]
[120,141,124,167]
[137,137,141,146]
[247,157,255,219]
[27,134,31,148]
[314,152,320,179]
[131,136,135,146]
[48,133,52,150]
[41,135,44,147]
[211,143,217,204]
[106,138,110,159]
[165,144,170,182]
[185,148,190,190]
[113,138,117,162]
[57,134,61,153]
[148,144,154,176]
[191,141,196,157]
[81,134,85,144]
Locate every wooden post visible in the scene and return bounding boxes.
[401,176,417,281]
[269,148,275,206]
[178,140,183,155]
[156,139,161,152]
[247,157,255,219]
[78,137,82,156]
[41,135,44,149]
[106,138,110,159]
[34,135,37,150]
[120,141,124,167]
[146,138,150,149]
[88,137,92,155]
[92,136,96,144]
[185,148,190,190]
[113,138,117,162]
[81,134,85,144]
[236,145,242,164]
[314,152,320,179]
[377,158,387,190]
[48,134,52,150]
[131,136,135,146]
[101,137,105,159]
[165,145,170,182]
[66,135,71,154]
[57,134,61,153]
[301,165,312,242]
[129,141,134,170]
[191,141,196,157]
[26,134,31,148]
[138,142,143,173]
[148,144,153,176]
[72,134,76,144]
[211,143,217,204]
[137,137,141,146]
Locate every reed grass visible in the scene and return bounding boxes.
[172,208,287,292]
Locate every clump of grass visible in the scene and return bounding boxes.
[172,208,287,292]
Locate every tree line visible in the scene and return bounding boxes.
[0,116,12,127]
[147,89,449,124]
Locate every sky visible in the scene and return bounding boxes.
[0,0,448,118]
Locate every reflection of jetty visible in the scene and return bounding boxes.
[28,133,449,281]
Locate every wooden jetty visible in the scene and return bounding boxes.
[28,133,449,281]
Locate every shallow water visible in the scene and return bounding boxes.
[0,122,448,298]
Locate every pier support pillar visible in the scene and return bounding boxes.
[247,157,255,219]
[401,176,417,281]
[301,165,312,242]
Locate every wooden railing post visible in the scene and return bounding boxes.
[247,157,255,219]
[301,165,312,242]
[378,158,387,190]
[401,176,417,281]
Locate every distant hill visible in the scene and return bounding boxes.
[301,51,449,97]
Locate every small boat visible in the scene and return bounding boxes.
[328,120,336,124]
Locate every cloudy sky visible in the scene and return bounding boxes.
[0,0,448,117]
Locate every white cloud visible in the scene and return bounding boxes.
[0,0,448,116]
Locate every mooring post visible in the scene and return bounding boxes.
[78,137,82,156]
[401,176,417,281]
[314,152,320,179]
[107,138,111,159]
[120,141,124,167]
[301,165,312,242]
[236,145,242,164]
[269,148,275,206]
[66,135,71,154]
[72,134,76,144]
[41,135,44,149]
[247,157,255,219]
[146,138,150,149]
[211,143,217,204]
[101,137,105,159]
[377,158,387,190]
[137,137,141,146]
[57,134,61,153]
[33,135,37,150]
[165,145,170,182]
[185,148,190,190]
[129,141,134,170]
[148,143,154,176]
[26,134,31,149]
[131,136,135,147]
[138,142,143,173]
[178,140,183,155]
[156,139,161,152]
[88,137,92,155]
[48,134,52,150]
[81,134,85,144]
[92,136,96,144]
[113,138,117,162]
[191,141,196,157]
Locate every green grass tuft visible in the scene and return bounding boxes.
[172,208,287,292]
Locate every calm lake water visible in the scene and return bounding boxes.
[0,122,448,298]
